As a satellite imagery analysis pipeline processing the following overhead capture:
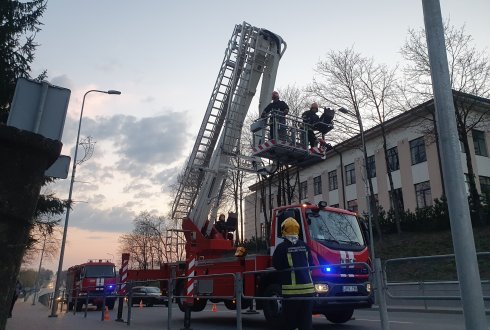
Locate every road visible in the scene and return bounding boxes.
[6,299,490,330]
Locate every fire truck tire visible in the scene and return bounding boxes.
[263,283,285,329]
[75,301,83,312]
[325,308,354,324]
[223,298,251,310]
[68,301,74,311]
[191,298,207,312]
[176,283,207,312]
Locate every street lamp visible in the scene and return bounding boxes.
[50,89,121,317]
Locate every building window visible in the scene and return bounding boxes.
[345,163,356,185]
[480,176,490,203]
[389,188,404,211]
[328,170,338,191]
[366,155,376,178]
[347,199,358,212]
[415,181,432,208]
[313,176,322,195]
[260,223,266,238]
[473,130,488,156]
[299,181,308,200]
[387,147,399,172]
[410,137,427,165]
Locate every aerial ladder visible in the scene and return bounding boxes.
[170,22,338,257]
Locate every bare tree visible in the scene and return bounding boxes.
[359,60,404,233]
[309,47,383,240]
[118,212,183,270]
[401,22,490,222]
[22,214,61,265]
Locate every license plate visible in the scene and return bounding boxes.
[342,285,358,292]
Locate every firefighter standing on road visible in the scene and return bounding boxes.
[272,217,315,330]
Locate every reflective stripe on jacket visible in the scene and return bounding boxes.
[272,239,315,296]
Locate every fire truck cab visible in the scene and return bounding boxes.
[66,259,117,311]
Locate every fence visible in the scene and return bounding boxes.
[45,261,372,330]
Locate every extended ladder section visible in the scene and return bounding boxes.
[171,22,285,233]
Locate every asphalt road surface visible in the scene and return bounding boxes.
[6,299,490,330]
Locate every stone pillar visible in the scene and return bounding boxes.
[0,125,61,329]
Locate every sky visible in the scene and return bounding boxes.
[25,0,490,271]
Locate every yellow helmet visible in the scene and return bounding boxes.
[235,246,247,257]
[281,217,300,237]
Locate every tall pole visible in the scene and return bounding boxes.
[32,234,47,305]
[422,1,487,329]
[50,89,121,317]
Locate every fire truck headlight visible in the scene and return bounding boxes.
[315,283,329,293]
[366,283,372,293]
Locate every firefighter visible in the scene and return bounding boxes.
[272,217,315,330]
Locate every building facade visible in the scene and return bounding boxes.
[243,94,490,240]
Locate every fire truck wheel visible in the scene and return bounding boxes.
[175,283,207,312]
[75,302,83,312]
[224,298,251,310]
[325,308,354,324]
[191,298,207,312]
[263,283,285,329]
[68,301,74,311]
[224,299,236,310]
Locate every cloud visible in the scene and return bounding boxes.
[69,202,136,232]
[78,113,189,178]
[50,74,75,90]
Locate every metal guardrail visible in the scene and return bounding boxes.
[384,252,490,302]
[54,261,373,330]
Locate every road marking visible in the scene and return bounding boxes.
[355,318,413,324]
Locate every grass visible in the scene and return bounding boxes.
[375,225,490,282]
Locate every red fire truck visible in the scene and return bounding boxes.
[66,259,118,311]
[128,22,373,327]
[168,22,373,327]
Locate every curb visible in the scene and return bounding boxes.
[369,305,490,315]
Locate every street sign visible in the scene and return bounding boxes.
[7,77,71,141]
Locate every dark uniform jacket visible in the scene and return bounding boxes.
[272,239,315,296]
[301,110,320,126]
[261,100,289,118]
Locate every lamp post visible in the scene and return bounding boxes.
[50,89,121,317]
[337,107,389,329]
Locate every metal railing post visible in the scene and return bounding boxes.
[375,258,390,330]
[101,288,106,321]
[235,273,243,330]
[168,268,176,330]
[127,282,133,326]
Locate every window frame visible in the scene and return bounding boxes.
[366,155,376,178]
[328,170,338,191]
[299,181,308,200]
[313,175,322,195]
[345,163,356,186]
[347,199,358,212]
[415,181,432,208]
[387,147,399,172]
[410,137,427,165]
[472,129,488,157]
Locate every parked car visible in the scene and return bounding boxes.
[128,286,167,307]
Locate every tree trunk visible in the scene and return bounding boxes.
[380,124,402,234]
[460,131,482,224]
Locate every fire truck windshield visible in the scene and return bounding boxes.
[84,265,116,278]
[308,210,365,250]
